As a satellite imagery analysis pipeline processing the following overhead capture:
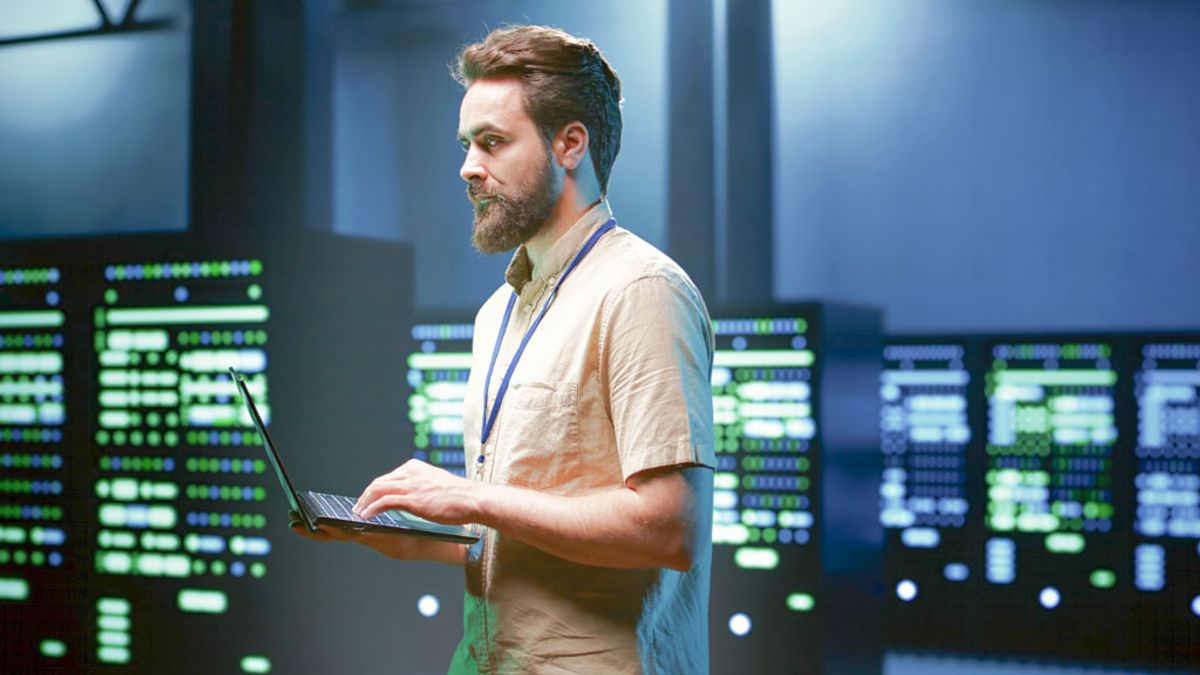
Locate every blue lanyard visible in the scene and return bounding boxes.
[478,219,616,456]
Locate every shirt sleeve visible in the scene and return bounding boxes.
[599,273,716,483]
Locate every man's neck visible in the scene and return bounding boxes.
[524,192,603,279]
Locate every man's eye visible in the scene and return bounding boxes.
[484,135,500,147]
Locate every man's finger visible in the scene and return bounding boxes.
[358,493,410,521]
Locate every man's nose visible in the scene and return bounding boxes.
[460,147,487,184]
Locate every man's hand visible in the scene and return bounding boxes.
[287,511,467,564]
[352,459,481,524]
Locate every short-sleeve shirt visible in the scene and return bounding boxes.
[449,201,716,674]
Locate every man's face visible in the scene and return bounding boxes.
[458,78,560,255]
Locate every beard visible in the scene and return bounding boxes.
[468,151,558,255]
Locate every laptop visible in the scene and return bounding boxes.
[228,367,479,544]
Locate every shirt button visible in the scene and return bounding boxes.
[547,276,557,285]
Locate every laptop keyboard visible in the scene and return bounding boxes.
[303,491,415,526]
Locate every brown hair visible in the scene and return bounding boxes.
[454,25,623,194]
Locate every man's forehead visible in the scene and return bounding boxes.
[457,78,529,137]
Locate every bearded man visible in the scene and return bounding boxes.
[296,25,714,674]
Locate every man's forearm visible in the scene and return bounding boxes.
[470,470,707,572]
[352,460,711,571]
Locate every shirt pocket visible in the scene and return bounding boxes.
[500,380,581,489]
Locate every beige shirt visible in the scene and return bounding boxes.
[449,201,715,674]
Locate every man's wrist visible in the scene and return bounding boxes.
[469,482,495,528]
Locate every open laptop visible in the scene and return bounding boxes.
[228,367,479,544]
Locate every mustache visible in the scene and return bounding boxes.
[466,185,505,204]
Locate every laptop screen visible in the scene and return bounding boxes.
[228,368,305,518]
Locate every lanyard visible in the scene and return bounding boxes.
[478,219,616,456]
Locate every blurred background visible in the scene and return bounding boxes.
[0,0,1197,672]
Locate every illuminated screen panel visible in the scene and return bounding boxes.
[980,340,1127,657]
[881,343,977,623]
[709,314,820,668]
[986,342,1116,544]
[711,317,816,560]
[407,323,472,477]
[1130,340,1200,663]
[0,266,73,667]
[89,258,275,669]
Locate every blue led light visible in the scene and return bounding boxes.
[896,580,918,602]
[174,286,189,302]
[49,552,62,566]
[1192,596,1200,618]
[944,563,969,582]
[231,561,246,577]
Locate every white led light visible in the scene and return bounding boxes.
[1039,586,1061,610]
[896,579,918,602]
[417,594,440,619]
[728,612,752,637]
[1192,596,1200,618]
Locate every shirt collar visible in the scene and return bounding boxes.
[504,200,613,297]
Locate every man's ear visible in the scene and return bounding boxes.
[554,121,590,170]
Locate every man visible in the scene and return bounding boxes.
[295,25,714,674]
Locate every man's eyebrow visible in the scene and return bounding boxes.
[456,123,505,143]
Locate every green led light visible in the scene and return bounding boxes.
[993,370,1117,387]
[734,546,780,570]
[178,588,229,614]
[97,551,133,574]
[241,655,272,673]
[97,646,130,664]
[106,305,270,326]
[713,524,750,545]
[97,597,131,615]
[0,311,65,329]
[97,630,130,647]
[0,576,30,600]
[39,639,67,658]
[97,615,131,631]
[250,562,266,578]
[1090,569,1117,589]
[786,592,815,612]
[104,289,119,304]
[1045,533,1086,554]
